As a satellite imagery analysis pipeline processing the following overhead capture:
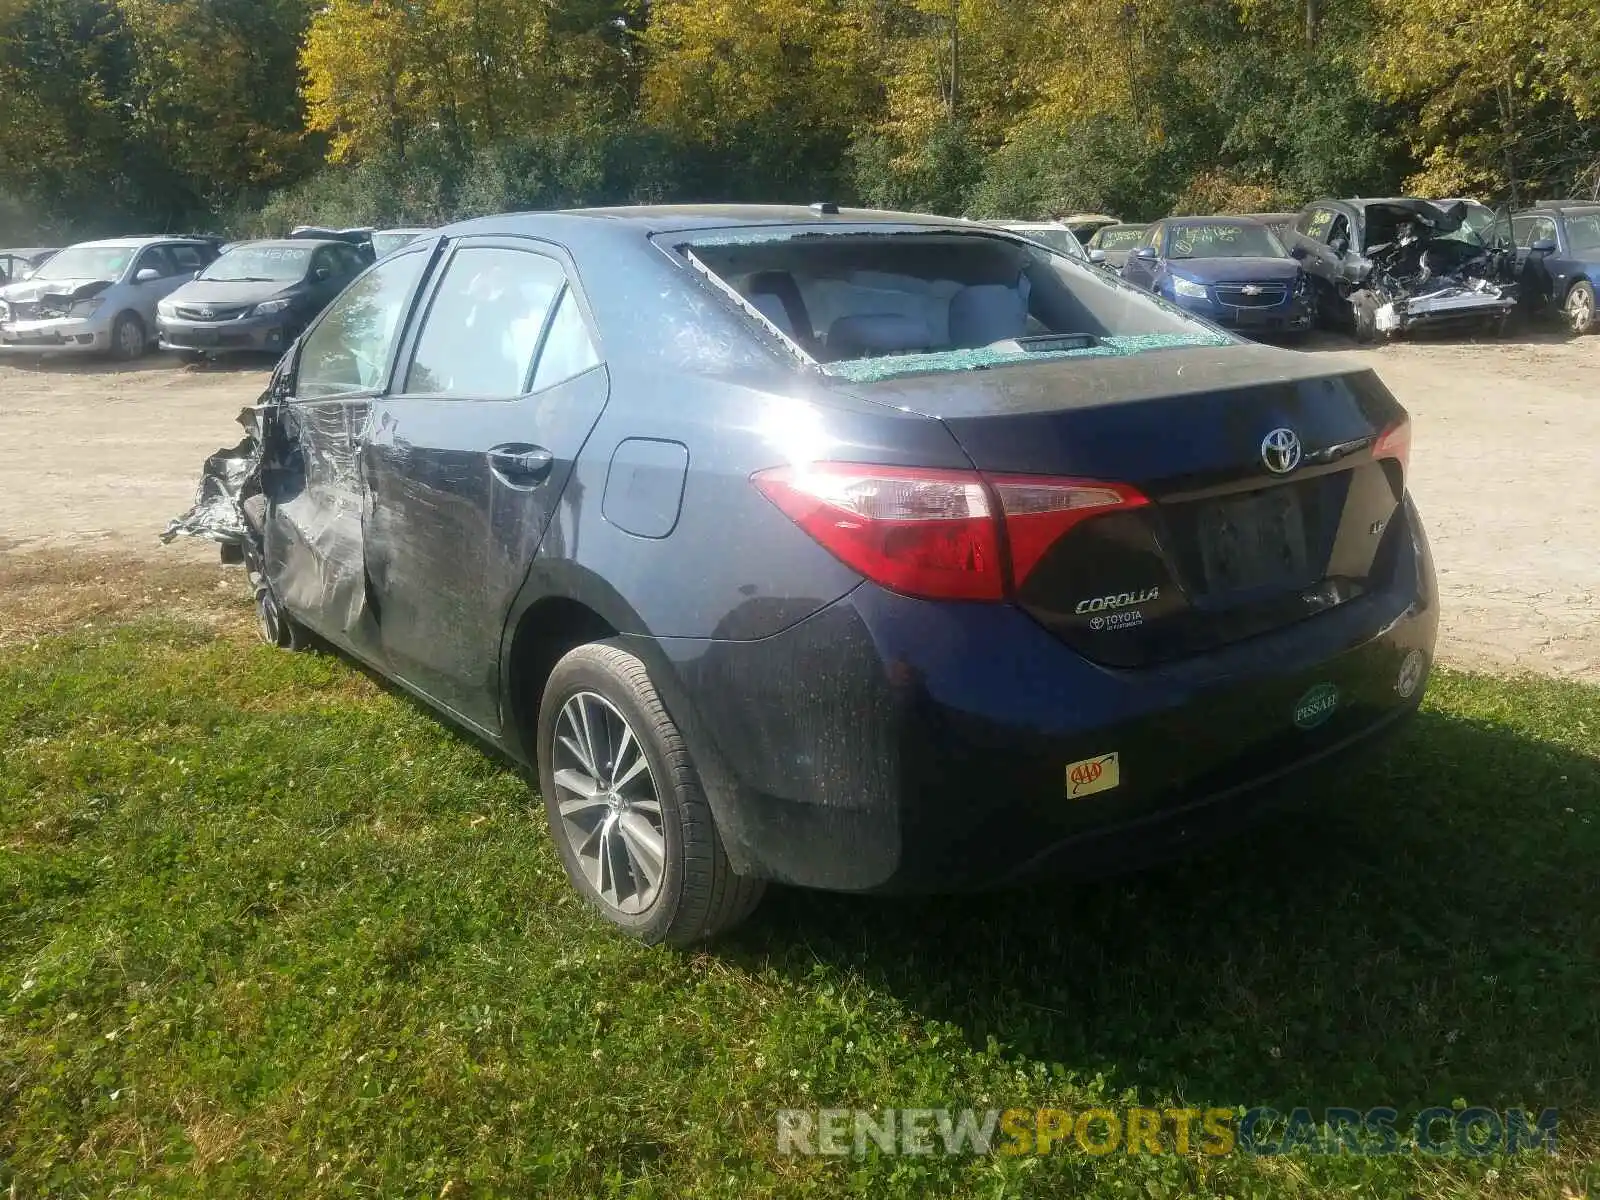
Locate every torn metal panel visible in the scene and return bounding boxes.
[265,399,377,646]
[160,405,265,550]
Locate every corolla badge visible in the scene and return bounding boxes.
[1261,427,1302,475]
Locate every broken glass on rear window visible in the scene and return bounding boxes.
[673,228,1229,381]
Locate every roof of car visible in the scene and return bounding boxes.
[222,238,343,251]
[1,246,59,257]
[68,235,213,249]
[1163,215,1266,226]
[465,204,974,236]
[1519,202,1600,215]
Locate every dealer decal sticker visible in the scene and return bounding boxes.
[1066,752,1121,799]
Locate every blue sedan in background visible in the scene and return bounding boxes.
[1121,217,1314,338]
[1513,202,1600,335]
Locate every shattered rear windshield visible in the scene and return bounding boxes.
[675,227,1226,381]
[32,246,134,281]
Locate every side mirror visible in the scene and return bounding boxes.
[313,266,332,281]
[1131,246,1158,261]
[135,267,161,284]
[1289,244,1308,260]
[1529,238,1557,255]
[1087,248,1107,265]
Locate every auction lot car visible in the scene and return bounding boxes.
[167,205,1437,944]
[0,246,59,284]
[1512,201,1600,334]
[1287,198,1517,341]
[158,238,369,358]
[0,236,218,358]
[1121,216,1314,336]
[1085,223,1149,271]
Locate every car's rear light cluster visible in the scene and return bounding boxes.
[1373,416,1412,485]
[752,462,1148,602]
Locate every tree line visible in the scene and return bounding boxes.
[3,0,1600,242]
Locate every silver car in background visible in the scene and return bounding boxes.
[0,237,218,358]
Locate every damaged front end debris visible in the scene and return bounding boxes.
[1352,200,1517,340]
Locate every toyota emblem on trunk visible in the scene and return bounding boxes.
[1261,428,1302,474]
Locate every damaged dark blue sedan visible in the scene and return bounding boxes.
[166,205,1438,945]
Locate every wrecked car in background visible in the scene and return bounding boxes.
[0,246,59,284]
[0,236,219,358]
[1287,198,1517,342]
[166,204,1436,948]
[157,238,369,360]
[1511,201,1600,335]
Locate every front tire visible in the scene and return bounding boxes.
[109,312,147,361]
[1564,280,1596,335]
[1349,290,1381,344]
[252,583,309,651]
[537,640,765,946]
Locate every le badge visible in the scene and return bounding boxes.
[1066,752,1121,799]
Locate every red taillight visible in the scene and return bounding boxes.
[752,462,1147,602]
[752,463,1003,600]
[990,476,1149,587]
[1373,417,1411,484]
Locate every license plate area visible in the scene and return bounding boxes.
[1196,487,1311,595]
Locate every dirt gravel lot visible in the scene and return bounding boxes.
[1,338,1596,680]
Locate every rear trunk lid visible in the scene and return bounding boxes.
[841,343,1410,666]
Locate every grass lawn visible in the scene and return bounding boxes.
[2,614,1597,1197]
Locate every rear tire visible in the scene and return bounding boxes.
[109,312,147,361]
[537,640,765,946]
[1564,280,1596,335]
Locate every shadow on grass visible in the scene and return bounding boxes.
[727,709,1600,1115]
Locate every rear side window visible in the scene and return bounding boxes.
[402,246,564,398]
[531,288,601,391]
[1302,209,1334,241]
[296,250,429,399]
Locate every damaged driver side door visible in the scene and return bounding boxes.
[261,245,434,662]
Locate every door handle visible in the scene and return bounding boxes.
[488,444,554,486]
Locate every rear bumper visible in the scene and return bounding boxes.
[0,316,110,351]
[644,499,1438,894]
[158,313,293,354]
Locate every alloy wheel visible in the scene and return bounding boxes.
[1567,287,1595,335]
[550,691,666,915]
[117,317,144,358]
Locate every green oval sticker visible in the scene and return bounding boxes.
[1293,683,1340,730]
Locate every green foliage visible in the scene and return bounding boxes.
[2,618,1599,1195]
[6,0,1600,249]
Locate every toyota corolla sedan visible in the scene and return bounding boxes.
[1122,216,1314,337]
[157,238,369,359]
[166,204,1437,945]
